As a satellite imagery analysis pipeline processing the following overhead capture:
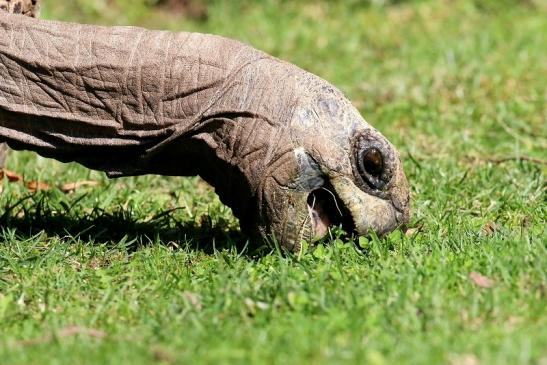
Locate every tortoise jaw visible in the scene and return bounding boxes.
[301,174,409,244]
[329,175,409,238]
[307,201,330,240]
[306,183,356,241]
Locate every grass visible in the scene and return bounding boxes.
[1,0,546,364]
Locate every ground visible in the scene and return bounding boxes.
[0,0,545,364]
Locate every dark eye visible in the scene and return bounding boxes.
[362,148,384,177]
[356,147,386,190]
[352,133,393,193]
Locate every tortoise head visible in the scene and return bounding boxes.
[255,77,410,250]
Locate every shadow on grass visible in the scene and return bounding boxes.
[0,194,268,258]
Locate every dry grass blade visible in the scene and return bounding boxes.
[26,180,51,192]
[15,326,107,347]
[61,180,100,193]
[464,155,547,166]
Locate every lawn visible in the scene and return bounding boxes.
[1,0,546,364]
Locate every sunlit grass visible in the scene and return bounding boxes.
[1,1,546,364]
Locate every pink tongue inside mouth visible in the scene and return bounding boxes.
[307,201,331,240]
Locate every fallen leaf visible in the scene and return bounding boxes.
[26,180,51,192]
[152,346,176,365]
[450,353,480,365]
[405,228,418,237]
[61,180,99,193]
[244,297,270,315]
[182,291,202,311]
[0,169,23,182]
[505,316,521,328]
[57,326,106,339]
[481,221,499,236]
[469,272,494,288]
[88,258,101,270]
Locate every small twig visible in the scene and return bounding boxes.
[485,156,547,165]
[15,326,106,347]
[464,155,547,165]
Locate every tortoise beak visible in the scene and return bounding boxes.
[307,175,409,239]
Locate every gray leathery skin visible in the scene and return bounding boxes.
[0,12,410,250]
[0,0,40,167]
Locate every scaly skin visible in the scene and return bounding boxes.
[0,10,410,250]
[0,0,39,168]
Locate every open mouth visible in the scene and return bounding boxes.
[306,182,355,240]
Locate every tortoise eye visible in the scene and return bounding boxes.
[362,148,384,177]
[356,147,386,190]
[352,134,393,192]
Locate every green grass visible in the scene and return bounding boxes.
[1,0,546,364]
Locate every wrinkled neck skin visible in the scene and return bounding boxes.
[0,13,410,249]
